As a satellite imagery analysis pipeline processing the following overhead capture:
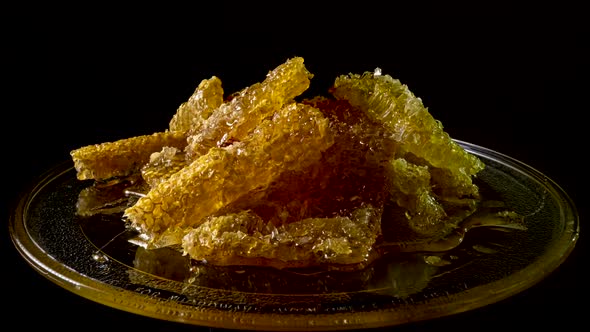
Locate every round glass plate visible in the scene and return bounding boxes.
[9,140,579,331]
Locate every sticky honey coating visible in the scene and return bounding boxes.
[123,102,334,248]
[70,131,187,181]
[184,56,313,160]
[182,205,382,268]
[140,147,187,188]
[331,71,485,198]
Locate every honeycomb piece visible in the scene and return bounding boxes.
[70,131,187,181]
[185,57,313,159]
[331,70,485,198]
[182,204,382,268]
[140,76,226,186]
[168,76,224,133]
[386,158,446,236]
[123,102,334,248]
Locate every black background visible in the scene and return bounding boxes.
[4,4,587,331]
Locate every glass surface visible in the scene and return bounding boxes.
[9,140,579,331]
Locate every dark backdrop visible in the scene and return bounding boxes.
[4,4,587,331]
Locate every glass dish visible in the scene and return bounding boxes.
[9,140,579,331]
